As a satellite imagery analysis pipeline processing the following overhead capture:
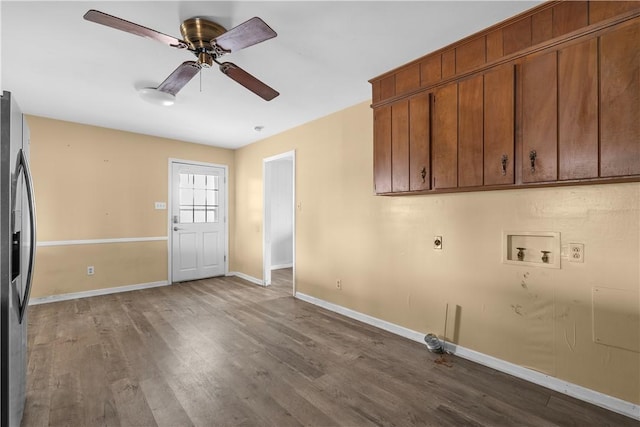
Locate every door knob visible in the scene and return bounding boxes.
[173,226,183,231]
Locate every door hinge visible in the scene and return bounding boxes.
[224,255,227,262]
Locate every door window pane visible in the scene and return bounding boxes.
[207,190,218,206]
[207,208,218,223]
[194,189,206,206]
[179,188,193,205]
[207,175,219,189]
[178,173,220,223]
[180,209,193,223]
[194,174,207,189]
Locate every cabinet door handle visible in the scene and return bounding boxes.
[501,154,508,176]
[421,167,426,183]
[529,150,537,173]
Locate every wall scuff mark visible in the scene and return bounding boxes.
[564,322,576,352]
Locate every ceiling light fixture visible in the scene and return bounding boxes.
[138,87,175,106]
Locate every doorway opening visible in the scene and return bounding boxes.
[263,151,295,295]
[168,159,228,284]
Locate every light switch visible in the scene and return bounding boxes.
[155,202,167,210]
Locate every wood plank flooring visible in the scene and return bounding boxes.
[23,269,637,426]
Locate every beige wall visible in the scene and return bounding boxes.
[233,101,640,404]
[28,115,234,297]
[26,103,640,405]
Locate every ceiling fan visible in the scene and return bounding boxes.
[83,10,279,102]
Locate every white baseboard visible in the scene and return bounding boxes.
[294,292,640,421]
[29,281,169,305]
[271,263,293,270]
[227,271,264,286]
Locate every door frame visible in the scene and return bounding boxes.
[263,150,296,295]
[167,158,229,284]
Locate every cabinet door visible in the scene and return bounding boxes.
[391,101,410,192]
[522,51,558,183]
[458,75,484,187]
[484,64,515,185]
[600,19,640,177]
[409,94,431,191]
[432,83,458,189]
[373,106,392,194]
[558,38,598,180]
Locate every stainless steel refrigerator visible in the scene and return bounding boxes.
[0,91,36,427]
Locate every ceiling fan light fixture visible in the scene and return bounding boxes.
[138,87,176,106]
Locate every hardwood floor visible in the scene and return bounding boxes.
[23,270,636,426]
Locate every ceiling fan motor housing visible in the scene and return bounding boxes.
[180,18,226,51]
[181,18,228,67]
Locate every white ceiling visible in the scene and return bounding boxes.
[1,1,541,149]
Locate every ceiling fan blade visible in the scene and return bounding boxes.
[214,17,276,52]
[157,61,201,95]
[219,62,279,101]
[83,9,188,49]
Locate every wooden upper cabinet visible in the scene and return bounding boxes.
[484,64,515,186]
[373,106,392,194]
[420,55,441,87]
[486,29,504,62]
[458,75,484,187]
[558,38,598,180]
[432,83,458,189]
[590,1,640,24]
[522,51,558,183]
[532,7,553,45]
[600,18,640,177]
[442,50,456,79]
[395,64,421,96]
[371,2,640,195]
[456,37,486,74]
[391,101,410,192]
[409,94,431,191]
[503,17,532,55]
[379,75,395,100]
[553,1,588,37]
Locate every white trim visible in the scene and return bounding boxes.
[29,281,169,305]
[271,263,293,270]
[262,158,271,286]
[445,342,640,420]
[168,158,229,284]
[295,293,425,342]
[37,236,167,247]
[294,292,640,421]
[227,271,265,287]
[291,152,296,297]
[262,150,296,295]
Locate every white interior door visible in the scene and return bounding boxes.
[171,162,226,283]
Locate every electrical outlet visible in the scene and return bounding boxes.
[336,279,342,290]
[87,266,95,275]
[569,243,584,263]
[434,236,443,250]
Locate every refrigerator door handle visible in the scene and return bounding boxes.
[11,148,36,324]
